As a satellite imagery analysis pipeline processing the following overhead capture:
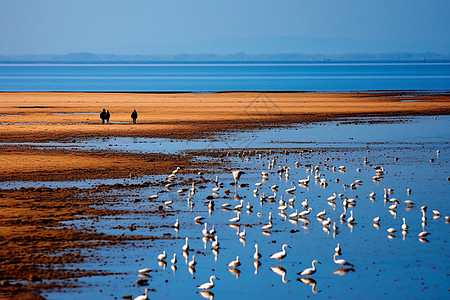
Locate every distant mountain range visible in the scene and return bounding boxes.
[0,52,449,63]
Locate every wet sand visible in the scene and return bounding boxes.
[0,91,449,299]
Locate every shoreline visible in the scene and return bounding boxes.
[1,91,449,182]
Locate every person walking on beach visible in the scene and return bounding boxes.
[105,110,110,124]
[100,108,107,124]
[131,109,138,124]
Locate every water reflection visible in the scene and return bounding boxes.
[253,260,261,275]
[270,266,288,283]
[297,277,320,294]
[198,291,215,300]
[333,268,355,276]
[228,267,241,279]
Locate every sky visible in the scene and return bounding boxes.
[0,0,449,55]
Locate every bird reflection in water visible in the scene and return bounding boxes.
[228,267,241,279]
[333,267,355,276]
[297,277,320,294]
[158,260,167,270]
[270,266,288,283]
[198,291,214,300]
[253,260,261,275]
[188,266,196,277]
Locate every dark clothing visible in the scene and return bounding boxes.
[105,110,110,123]
[131,110,138,124]
[100,109,106,124]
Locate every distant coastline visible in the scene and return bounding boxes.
[1,52,449,64]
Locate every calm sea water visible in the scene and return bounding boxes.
[0,62,449,92]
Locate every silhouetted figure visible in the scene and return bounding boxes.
[131,109,138,124]
[105,110,110,123]
[100,108,106,124]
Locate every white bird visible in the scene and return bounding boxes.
[254,244,262,260]
[138,268,150,274]
[316,209,326,218]
[373,216,380,223]
[369,191,376,198]
[432,210,440,216]
[301,198,308,208]
[188,255,197,268]
[194,216,205,222]
[270,244,290,261]
[271,184,279,191]
[335,243,341,254]
[221,203,231,209]
[389,203,397,210]
[232,170,245,184]
[404,200,414,206]
[298,260,320,277]
[289,209,299,219]
[182,237,190,252]
[229,213,241,223]
[261,221,273,231]
[238,228,246,238]
[197,275,218,290]
[322,218,331,227]
[158,251,167,261]
[418,231,430,237]
[174,218,180,229]
[286,182,296,193]
[327,193,337,202]
[209,225,216,236]
[402,218,408,231]
[234,200,244,210]
[347,210,355,224]
[333,253,354,267]
[299,175,310,185]
[134,288,149,300]
[202,223,210,237]
[171,253,177,265]
[246,202,253,210]
[299,207,313,217]
[227,256,241,268]
[387,228,396,234]
[211,235,220,248]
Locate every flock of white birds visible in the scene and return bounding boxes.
[133,150,448,300]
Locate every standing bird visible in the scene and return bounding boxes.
[171,253,177,265]
[158,251,167,261]
[270,244,290,262]
[182,237,190,252]
[333,253,354,267]
[134,288,149,300]
[254,243,262,260]
[197,275,219,290]
[232,170,245,185]
[229,212,241,223]
[298,260,321,277]
[227,256,241,268]
[188,255,197,268]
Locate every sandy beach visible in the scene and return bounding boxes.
[1,91,449,181]
[1,91,450,299]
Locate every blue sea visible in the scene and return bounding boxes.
[0,62,449,92]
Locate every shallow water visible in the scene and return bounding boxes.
[4,116,449,299]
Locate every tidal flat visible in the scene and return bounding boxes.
[1,115,449,300]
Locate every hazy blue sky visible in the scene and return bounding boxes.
[0,0,449,55]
